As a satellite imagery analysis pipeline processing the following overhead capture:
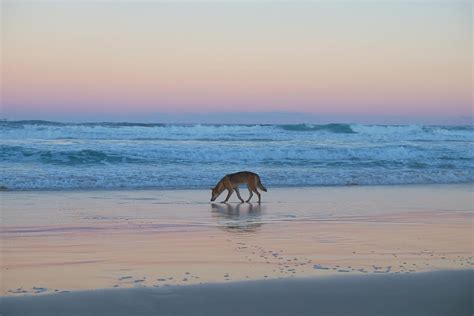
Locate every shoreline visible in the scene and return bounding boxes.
[1,182,473,193]
[1,270,472,316]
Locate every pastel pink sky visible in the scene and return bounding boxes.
[1,1,472,123]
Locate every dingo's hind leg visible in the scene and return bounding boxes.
[255,190,261,203]
[246,185,253,202]
[248,182,261,203]
[235,187,244,203]
[252,177,262,203]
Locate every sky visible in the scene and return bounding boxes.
[1,0,472,124]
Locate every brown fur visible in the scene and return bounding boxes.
[211,171,267,203]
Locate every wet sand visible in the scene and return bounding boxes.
[1,184,473,298]
[1,270,472,316]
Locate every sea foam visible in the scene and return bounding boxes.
[1,120,472,190]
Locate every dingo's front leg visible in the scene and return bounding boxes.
[221,188,234,203]
[235,187,245,203]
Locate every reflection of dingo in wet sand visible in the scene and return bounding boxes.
[211,202,262,215]
[211,203,263,232]
[210,171,267,203]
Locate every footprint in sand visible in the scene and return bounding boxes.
[32,287,48,294]
[313,264,330,270]
[9,288,28,294]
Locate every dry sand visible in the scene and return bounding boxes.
[1,270,472,316]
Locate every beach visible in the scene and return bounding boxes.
[2,0,473,313]
[1,184,472,314]
[3,0,473,313]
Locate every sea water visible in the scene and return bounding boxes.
[1,120,473,190]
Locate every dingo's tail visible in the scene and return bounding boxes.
[257,177,267,192]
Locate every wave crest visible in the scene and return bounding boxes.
[1,146,142,165]
[279,123,355,133]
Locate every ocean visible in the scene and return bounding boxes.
[1,120,473,191]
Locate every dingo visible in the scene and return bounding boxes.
[210,171,267,203]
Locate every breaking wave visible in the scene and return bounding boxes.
[1,120,472,190]
[278,123,355,133]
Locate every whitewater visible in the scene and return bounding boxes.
[1,120,473,190]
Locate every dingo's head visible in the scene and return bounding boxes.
[210,187,220,202]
